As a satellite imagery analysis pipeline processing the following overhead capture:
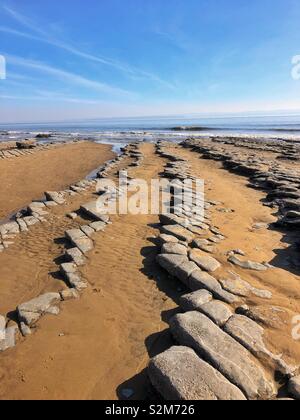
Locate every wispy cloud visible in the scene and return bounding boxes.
[0,92,106,105]
[1,3,175,89]
[5,54,134,97]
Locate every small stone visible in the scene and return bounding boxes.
[67,212,78,220]
[60,289,80,301]
[20,322,32,337]
[0,315,6,340]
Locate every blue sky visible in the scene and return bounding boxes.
[0,0,300,123]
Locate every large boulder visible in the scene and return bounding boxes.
[170,311,276,400]
[148,346,246,400]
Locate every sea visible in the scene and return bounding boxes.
[1,114,300,152]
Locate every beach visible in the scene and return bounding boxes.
[0,141,114,219]
[0,135,300,400]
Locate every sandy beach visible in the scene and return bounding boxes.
[0,137,300,400]
[0,141,114,220]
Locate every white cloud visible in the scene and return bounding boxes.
[6,54,135,97]
[1,4,175,89]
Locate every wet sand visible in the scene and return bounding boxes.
[0,141,114,220]
[0,141,300,400]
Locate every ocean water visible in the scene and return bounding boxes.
[1,114,300,147]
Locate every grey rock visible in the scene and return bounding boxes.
[80,201,110,223]
[66,273,88,291]
[199,300,233,326]
[189,249,221,272]
[149,346,246,400]
[225,315,296,377]
[65,247,86,266]
[193,239,216,254]
[158,234,179,245]
[16,218,29,232]
[23,216,39,227]
[17,293,61,326]
[170,312,276,400]
[179,290,213,312]
[60,289,80,301]
[220,274,272,299]
[161,243,188,255]
[157,254,189,277]
[228,255,268,272]
[0,326,18,351]
[174,261,200,285]
[161,225,195,243]
[61,262,78,275]
[189,271,239,304]
[89,221,106,232]
[45,306,60,315]
[65,229,94,254]
[67,212,78,220]
[20,322,32,337]
[0,315,6,340]
[288,377,300,400]
[80,225,95,238]
[45,191,65,205]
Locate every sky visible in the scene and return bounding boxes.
[0,0,300,123]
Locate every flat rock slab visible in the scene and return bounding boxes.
[220,274,272,299]
[157,254,189,277]
[180,290,213,312]
[161,243,188,255]
[170,311,275,400]
[89,221,106,232]
[158,234,180,244]
[224,315,295,376]
[199,300,233,326]
[45,191,65,205]
[228,256,268,272]
[193,239,216,254]
[66,247,86,266]
[149,346,246,400]
[161,225,195,243]
[189,271,239,304]
[0,326,18,352]
[65,229,94,254]
[174,261,200,285]
[18,293,61,326]
[189,250,221,272]
[288,377,300,400]
[80,201,110,223]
